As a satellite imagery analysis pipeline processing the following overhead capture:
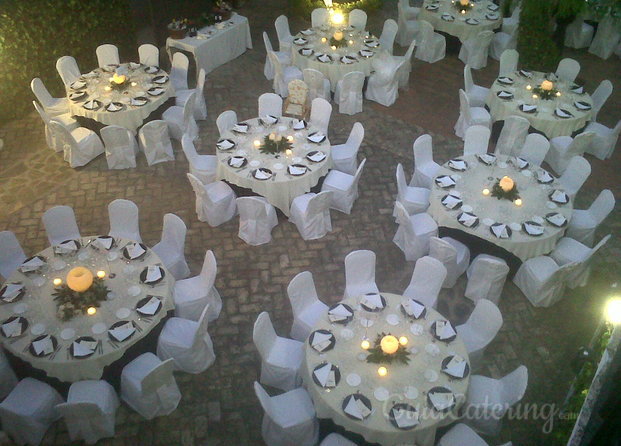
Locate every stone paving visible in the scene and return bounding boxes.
[0,0,620,445]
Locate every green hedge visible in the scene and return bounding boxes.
[517,0,560,72]
[287,0,382,20]
[0,0,135,122]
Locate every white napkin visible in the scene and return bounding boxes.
[318,54,331,63]
[1,284,23,302]
[488,3,499,10]
[445,355,467,377]
[571,86,584,94]
[551,190,568,203]
[70,80,86,89]
[448,159,467,170]
[148,87,164,95]
[33,336,54,355]
[486,12,499,19]
[393,408,419,428]
[515,157,529,169]
[20,256,45,272]
[314,363,336,387]
[127,243,146,259]
[344,397,363,419]
[498,90,513,99]
[307,151,326,162]
[293,119,307,130]
[435,320,456,339]
[555,108,572,118]
[441,13,454,21]
[2,318,22,337]
[229,156,246,168]
[300,29,314,35]
[55,240,78,254]
[146,266,161,283]
[109,322,136,342]
[254,169,271,180]
[524,222,544,235]
[574,101,591,110]
[131,97,147,106]
[93,236,113,250]
[361,293,383,310]
[153,75,169,84]
[466,18,479,24]
[478,153,496,165]
[312,332,333,351]
[145,66,159,74]
[547,213,566,226]
[73,340,96,357]
[436,176,456,188]
[288,165,306,175]
[139,296,160,315]
[426,4,439,9]
[429,391,454,411]
[294,37,307,45]
[341,56,355,64]
[402,299,425,318]
[537,170,553,183]
[328,304,351,322]
[359,49,374,57]
[521,104,537,112]
[107,103,120,111]
[232,124,248,133]
[261,115,278,125]
[217,139,235,150]
[492,224,509,238]
[83,100,99,110]
[498,76,514,84]
[308,132,325,143]
[129,62,141,69]
[458,212,477,227]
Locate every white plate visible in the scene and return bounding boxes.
[32,276,46,287]
[116,308,131,319]
[91,322,107,334]
[292,157,303,163]
[272,163,284,170]
[547,202,558,209]
[425,343,440,356]
[357,352,368,361]
[482,218,495,226]
[51,260,66,271]
[374,387,390,401]
[340,328,354,340]
[521,170,533,177]
[461,205,473,213]
[31,323,46,336]
[509,223,521,231]
[386,314,400,326]
[404,386,419,399]
[123,264,136,276]
[532,216,544,224]
[60,328,76,340]
[498,161,508,168]
[249,160,261,168]
[424,369,439,382]
[12,303,27,314]
[346,373,362,386]
[452,174,462,180]
[409,346,418,355]
[107,291,117,300]
[128,285,141,297]
[360,318,374,328]
[107,251,119,261]
[450,190,461,197]
[78,251,91,261]
[410,323,424,335]
[277,125,287,132]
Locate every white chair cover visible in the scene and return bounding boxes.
[56,55,81,86]
[412,134,440,188]
[289,192,333,241]
[456,298,502,369]
[254,382,318,446]
[120,353,181,420]
[311,8,329,28]
[395,39,417,89]
[546,132,593,174]
[96,44,120,67]
[108,199,142,242]
[454,89,491,139]
[0,348,18,399]
[42,205,81,246]
[437,423,490,446]
[402,256,447,308]
[513,256,579,307]
[464,65,490,108]
[589,16,621,59]
[0,378,63,446]
[519,132,550,167]
[334,71,365,116]
[0,231,26,281]
[173,250,222,322]
[138,120,175,166]
[48,120,104,168]
[331,122,363,175]
[216,110,238,137]
[463,125,491,156]
[309,97,332,134]
[187,173,237,227]
[564,15,594,49]
[459,30,494,70]
[502,4,521,35]
[393,202,438,262]
[268,52,303,97]
[152,213,191,280]
[170,51,189,90]
[320,433,358,446]
[379,19,399,55]
[429,236,470,288]
[101,125,138,169]
[175,68,208,120]
[584,119,621,160]
[33,101,78,152]
[567,189,615,246]
[394,163,430,215]
[495,115,529,156]
[237,196,278,245]
[182,134,217,184]
[489,29,517,61]
[465,254,509,304]
[303,68,331,102]
[498,49,519,77]
[344,250,379,299]
[275,15,295,52]
[263,32,292,80]
[157,305,216,374]
[415,20,445,63]
[56,380,119,445]
[396,0,421,47]
[321,158,366,214]
[558,156,591,198]
[590,80,613,122]
[365,57,405,107]
[555,57,580,83]
[163,91,198,141]
[30,78,69,116]
[259,92,284,118]
[253,312,304,391]
[349,9,367,29]
[550,235,611,289]
[138,43,159,66]
[287,271,329,341]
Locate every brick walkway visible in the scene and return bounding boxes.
[0,1,619,445]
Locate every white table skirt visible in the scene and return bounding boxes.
[216,117,332,216]
[427,154,573,261]
[302,293,469,446]
[486,70,593,138]
[418,0,501,42]
[0,237,174,383]
[166,13,252,78]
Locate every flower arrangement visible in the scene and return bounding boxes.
[109,72,128,91]
[491,176,521,201]
[168,18,188,39]
[365,332,411,365]
[453,0,473,13]
[53,277,109,321]
[329,31,348,48]
[532,80,560,100]
[259,133,293,155]
[213,0,233,21]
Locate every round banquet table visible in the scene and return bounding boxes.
[67,62,175,131]
[302,292,470,446]
[290,25,382,91]
[215,116,333,216]
[418,0,502,42]
[427,154,573,262]
[486,70,593,138]
[0,236,174,384]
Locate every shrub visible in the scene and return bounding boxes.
[287,0,382,20]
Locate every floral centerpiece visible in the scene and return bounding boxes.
[109,71,129,91]
[491,176,521,201]
[453,0,473,13]
[532,79,560,100]
[213,0,233,21]
[259,133,293,155]
[329,31,347,48]
[53,267,109,321]
[365,333,411,365]
[168,18,188,39]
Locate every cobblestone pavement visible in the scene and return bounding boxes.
[0,0,619,445]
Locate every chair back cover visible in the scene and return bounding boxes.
[309,97,332,134]
[156,213,187,257]
[429,236,457,265]
[500,365,529,406]
[416,20,434,51]
[192,304,212,350]
[413,133,434,167]
[42,205,80,245]
[101,125,137,169]
[590,80,613,122]
[559,156,591,196]
[96,44,120,67]
[171,52,189,90]
[495,115,529,156]
[345,249,376,294]
[396,163,410,202]
[258,92,283,117]
[466,299,503,342]
[216,110,238,136]
[337,71,364,115]
[348,9,367,29]
[139,120,174,165]
[30,78,55,109]
[0,231,26,279]
[141,358,176,395]
[499,49,519,76]
[287,271,320,317]
[405,255,447,301]
[463,125,490,156]
[555,57,581,82]
[589,189,616,224]
[253,312,277,359]
[263,31,275,53]
[33,99,52,125]
[465,255,510,303]
[275,15,293,50]
[303,68,330,101]
[461,30,494,68]
[519,133,549,166]
[236,196,274,244]
[311,8,329,27]
[138,43,159,66]
[56,55,81,86]
[379,19,399,54]
[589,16,621,59]
[108,199,141,242]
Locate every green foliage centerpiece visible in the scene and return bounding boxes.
[453,0,474,13]
[53,267,109,321]
[329,31,348,48]
[532,79,560,100]
[491,176,521,201]
[259,133,293,155]
[365,332,411,365]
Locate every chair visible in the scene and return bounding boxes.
[56,55,81,86]
[216,110,238,137]
[138,43,159,66]
[263,31,292,81]
[463,65,490,108]
[237,197,278,245]
[584,119,621,160]
[49,119,104,168]
[152,213,191,280]
[395,40,417,89]
[590,80,613,122]
[289,191,333,241]
[546,132,593,175]
[513,256,579,307]
[186,173,237,227]
[258,92,284,118]
[96,44,120,67]
[101,125,138,169]
[454,89,491,140]
[502,4,521,35]
[268,52,303,98]
[456,299,503,370]
[138,120,175,165]
[0,348,18,400]
[379,19,399,55]
[494,115,529,156]
[365,58,405,107]
[348,9,367,29]
[157,304,216,373]
[331,122,363,175]
[415,20,445,63]
[556,57,582,83]
[343,250,379,299]
[108,199,142,242]
[589,16,621,59]
[30,78,69,116]
[320,433,358,446]
[0,231,26,280]
[411,134,440,188]
[181,134,217,184]
[393,202,438,262]
[549,235,611,289]
[459,30,494,70]
[163,91,199,141]
[254,382,318,446]
[56,380,119,445]
[394,163,430,215]
[564,15,594,49]
[463,366,528,435]
[173,250,222,322]
[275,15,295,52]
[437,423,492,446]
[283,79,309,118]
[303,68,331,102]
[429,236,470,288]
[120,353,181,420]
[175,68,208,120]
[287,271,329,341]
[42,205,81,246]
[567,189,615,246]
[463,125,491,156]
[396,0,420,47]
[0,378,63,446]
[334,71,364,115]
[558,156,591,198]
[402,256,447,308]
[309,97,332,134]
[253,312,304,391]
[32,100,78,153]
[518,132,550,167]
[498,49,519,77]
[170,51,189,91]
[321,158,366,214]
[465,254,510,304]
[489,28,517,61]
[311,8,329,28]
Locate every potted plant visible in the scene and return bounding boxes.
[168,18,188,39]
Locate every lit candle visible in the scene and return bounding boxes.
[331,45,336,50]
[460,9,466,14]
[556,91,561,97]
[87,307,97,315]
[499,176,514,192]
[459,0,469,5]
[348,40,354,45]
[526,84,532,90]
[482,188,490,196]
[285,149,293,156]
[378,366,388,377]
[286,135,294,142]
[321,37,327,43]
[399,336,408,346]
[380,335,399,354]
[333,31,344,41]
[514,198,523,206]
[104,86,111,91]
[131,82,137,87]
[541,80,554,91]
[269,133,275,141]
[96,270,106,279]
[53,278,62,287]
[532,94,538,99]
[361,339,370,350]
[331,11,344,25]
[253,139,261,147]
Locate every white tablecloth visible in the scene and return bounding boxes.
[290,26,382,90]
[166,13,252,78]
[418,0,502,42]
[68,63,174,131]
[486,70,593,138]
[0,237,174,383]
[302,292,470,446]
[427,154,573,261]
[216,117,333,216]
